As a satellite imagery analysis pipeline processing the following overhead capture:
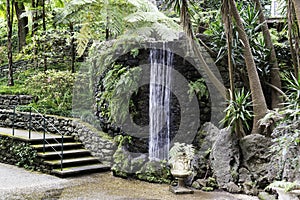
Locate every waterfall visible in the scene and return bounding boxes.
[149,44,173,161]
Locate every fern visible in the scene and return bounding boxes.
[97,64,142,124]
[188,78,209,101]
[169,142,195,164]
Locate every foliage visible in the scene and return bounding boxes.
[188,78,209,101]
[58,0,136,56]
[114,135,133,148]
[0,136,38,170]
[281,73,300,120]
[25,69,76,116]
[220,88,253,137]
[0,68,36,94]
[16,29,78,71]
[168,142,195,167]
[204,2,273,79]
[97,64,142,124]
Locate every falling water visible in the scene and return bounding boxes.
[149,44,173,161]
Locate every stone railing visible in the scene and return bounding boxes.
[0,109,116,165]
[0,95,33,109]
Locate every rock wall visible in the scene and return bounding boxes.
[0,95,33,109]
[0,109,116,165]
[0,134,49,172]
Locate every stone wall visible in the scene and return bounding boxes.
[0,60,30,79]
[0,109,116,165]
[0,95,33,109]
[0,134,50,173]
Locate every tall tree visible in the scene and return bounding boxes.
[293,0,300,31]
[70,22,76,73]
[15,1,28,51]
[42,0,47,71]
[6,0,14,86]
[288,0,300,78]
[221,0,235,96]
[229,0,268,134]
[252,0,282,108]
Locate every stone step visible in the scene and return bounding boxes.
[37,149,91,160]
[44,156,100,168]
[51,164,111,178]
[27,136,75,145]
[31,142,83,151]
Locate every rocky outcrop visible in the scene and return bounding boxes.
[210,128,240,192]
[192,122,220,180]
[239,134,272,194]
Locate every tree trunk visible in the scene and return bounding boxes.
[288,0,299,78]
[293,0,300,31]
[42,0,47,71]
[15,2,28,52]
[7,0,14,86]
[229,0,268,134]
[31,0,38,36]
[253,0,282,109]
[178,0,227,98]
[221,0,235,96]
[70,23,76,73]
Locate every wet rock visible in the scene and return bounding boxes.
[226,182,242,193]
[192,122,220,179]
[239,134,272,188]
[238,167,252,183]
[210,128,240,190]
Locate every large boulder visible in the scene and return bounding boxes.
[192,122,220,180]
[210,128,240,192]
[239,134,272,189]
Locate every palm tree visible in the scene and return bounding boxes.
[229,0,268,134]
[288,0,300,78]
[221,0,235,96]
[293,0,300,31]
[252,0,282,109]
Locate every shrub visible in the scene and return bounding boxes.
[25,69,76,116]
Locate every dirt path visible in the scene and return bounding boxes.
[59,173,259,200]
[0,163,259,200]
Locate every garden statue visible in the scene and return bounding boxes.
[169,143,194,194]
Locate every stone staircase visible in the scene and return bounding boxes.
[29,135,110,178]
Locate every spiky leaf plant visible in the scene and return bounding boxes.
[220,88,253,138]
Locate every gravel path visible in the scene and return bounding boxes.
[0,163,68,199]
[0,163,259,200]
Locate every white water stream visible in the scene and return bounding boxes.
[149,44,173,161]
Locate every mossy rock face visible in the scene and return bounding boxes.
[111,147,132,178]
[111,145,172,183]
[136,160,172,184]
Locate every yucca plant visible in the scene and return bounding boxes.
[282,73,300,120]
[220,88,253,138]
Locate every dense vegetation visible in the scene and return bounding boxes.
[0,0,299,147]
